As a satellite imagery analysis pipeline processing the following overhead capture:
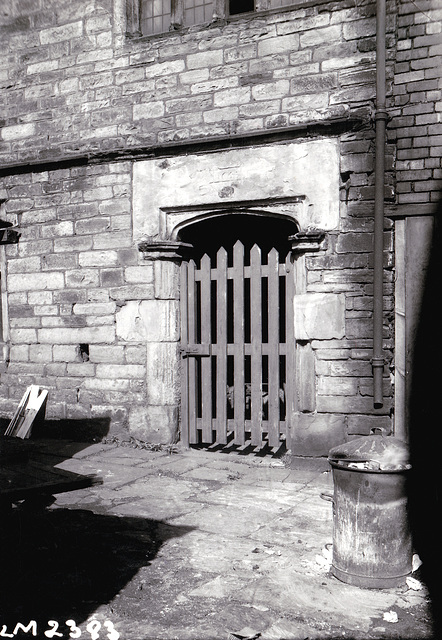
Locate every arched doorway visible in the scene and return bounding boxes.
[178,213,298,451]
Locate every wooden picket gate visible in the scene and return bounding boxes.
[180,239,295,450]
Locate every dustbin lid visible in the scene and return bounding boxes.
[328,435,410,471]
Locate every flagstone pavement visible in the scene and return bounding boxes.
[4,439,434,640]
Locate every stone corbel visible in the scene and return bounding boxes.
[289,230,326,256]
[138,239,194,261]
[0,219,20,245]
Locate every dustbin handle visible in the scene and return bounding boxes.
[320,492,334,503]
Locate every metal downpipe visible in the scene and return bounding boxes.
[373,0,387,408]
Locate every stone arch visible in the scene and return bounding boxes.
[175,210,300,263]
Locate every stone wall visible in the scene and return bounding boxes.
[0,0,411,448]
[0,0,397,165]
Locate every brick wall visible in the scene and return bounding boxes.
[0,0,409,446]
[391,0,442,208]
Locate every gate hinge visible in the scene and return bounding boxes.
[180,344,211,358]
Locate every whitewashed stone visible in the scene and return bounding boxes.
[133,139,340,241]
[146,342,180,405]
[115,300,179,342]
[294,293,345,340]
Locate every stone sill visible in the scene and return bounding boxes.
[126,0,344,42]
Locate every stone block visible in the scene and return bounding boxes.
[124,265,155,285]
[192,76,238,95]
[38,326,116,344]
[95,363,146,379]
[75,217,111,235]
[93,231,132,251]
[53,289,87,304]
[1,123,36,141]
[29,344,53,363]
[295,341,316,412]
[179,68,210,84]
[8,304,36,319]
[329,84,376,104]
[300,25,342,48]
[101,269,124,287]
[9,328,38,343]
[154,261,179,299]
[318,376,359,396]
[294,293,345,340]
[11,317,40,328]
[83,377,130,392]
[65,269,100,288]
[8,272,64,292]
[39,21,83,44]
[8,256,41,274]
[203,107,239,124]
[336,232,374,253]
[42,254,77,270]
[65,403,92,420]
[345,318,372,339]
[66,362,96,377]
[128,405,179,444]
[46,363,67,376]
[109,284,155,300]
[214,87,250,107]
[79,250,119,267]
[282,92,329,112]
[347,414,392,436]
[133,102,165,120]
[145,59,186,77]
[343,17,376,40]
[88,345,125,364]
[116,300,179,342]
[258,33,300,57]
[251,80,290,100]
[73,302,116,316]
[187,50,223,70]
[317,395,391,415]
[54,237,93,252]
[125,345,147,364]
[9,345,30,362]
[146,342,180,405]
[290,73,337,94]
[289,413,347,457]
[53,345,79,362]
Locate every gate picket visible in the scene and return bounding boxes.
[250,244,263,447]
[285,252,295,451]
[187,259,198,444]
[267,247,281,448]
[216,247,228,444]
[233,240,245,446]
[200,254,212,443]
[180,262,189,447]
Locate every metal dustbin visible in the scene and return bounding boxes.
[328,435,412,589]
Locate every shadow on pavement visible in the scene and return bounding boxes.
[0,506,194,635]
